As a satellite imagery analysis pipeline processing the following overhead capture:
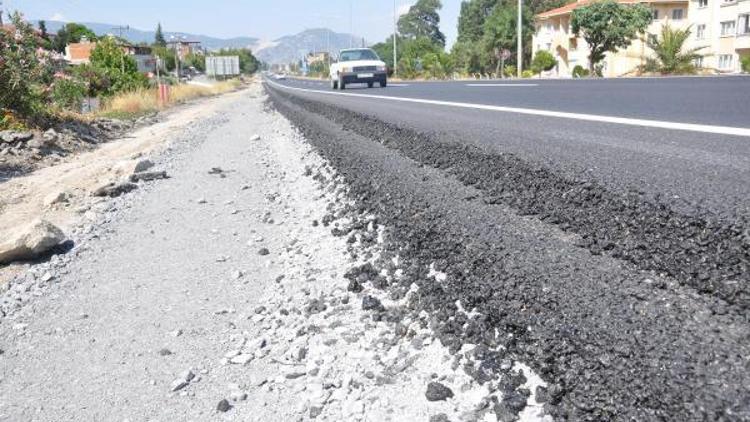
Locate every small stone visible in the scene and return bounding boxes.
[250,134,261,141]
[309,405,324,418]
[216,399,232,412]
[347,279,363,293]
[230,391,248,401]
[171,380,189,392]
[158,348,173,356]
[197,198,207,204]
[258,248,270,256]
[230,354,254,364]
[181,370,196,382]
[133,159,155,173]
[425,382,454,401]
[361,295,385,312]
[232,270,244,280]
[285,371,306,379]
[430,414,451,422]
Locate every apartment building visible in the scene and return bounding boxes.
[689,0,750,72]
[533,0,748,76]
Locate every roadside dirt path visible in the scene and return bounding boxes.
[0,83,544,421]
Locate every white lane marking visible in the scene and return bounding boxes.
[466,83,538,87]
[265,78,750,137]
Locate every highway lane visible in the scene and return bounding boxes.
[266,76,750,221]
[278,75,750,128]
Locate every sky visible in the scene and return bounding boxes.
[2,0,462,47]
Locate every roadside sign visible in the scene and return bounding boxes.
[206,56,241,77]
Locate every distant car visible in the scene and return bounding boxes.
[330,48,387,90]
[274,73,287,80]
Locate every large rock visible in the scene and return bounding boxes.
[0,131,34,144]
[0,219,66,264]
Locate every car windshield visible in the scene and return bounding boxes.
[339,49,379,62]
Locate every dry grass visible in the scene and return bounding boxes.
[99,79,243,119]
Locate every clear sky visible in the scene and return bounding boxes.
[2,0,462,47]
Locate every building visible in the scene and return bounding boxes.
[688,0,750,72]
[64,37,97,65]
[306,51,330,66]
[64,37,158,74]
[532,0,747,76]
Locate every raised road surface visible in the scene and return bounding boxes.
[265,75,750,421]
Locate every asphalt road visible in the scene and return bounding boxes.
[267,76,750,221]
[276,75,750,128]
[265,80,750,420]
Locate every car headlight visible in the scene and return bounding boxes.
[376,65,386,72]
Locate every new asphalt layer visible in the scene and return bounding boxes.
[265,76,750,420]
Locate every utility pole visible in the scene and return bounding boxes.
[112,25,130,74]
[393,0,398,77]
[517,0,523,78]
[349,4,354,48]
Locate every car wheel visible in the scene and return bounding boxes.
[380,79,387,88]
[339,79,346,90]
[367,82,374,88]
[331,78,338,90]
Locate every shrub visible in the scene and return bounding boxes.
[531,50,557,74]
[51,76,87,111]
[503,65,516,78]
[0,12,54,118]
[90,37,149,96]
[742,55,750,73]
[642,24,703,74]
[521,69,535,78]
[572,65,589,78]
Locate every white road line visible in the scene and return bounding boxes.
[465,83,538,87]
[265,79,750,137]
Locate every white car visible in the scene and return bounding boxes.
[330,48,387,90]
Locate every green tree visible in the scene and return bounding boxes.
[642,24,703,74]
[481,5,534,72]
[52,22,98,52]
[397,36,442,78]
[90,37,148,95]
[451,40,484,75]
[742,55,750,73]
[571,0,651,73]
[38,20,48,39]
[152,46,177,71]
[371,35,399,71]
[457,0,499,43]
[154,23,166,47]
[398,0,446,47]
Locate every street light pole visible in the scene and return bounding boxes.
[517,0,523,78]
[393,0,398,77]
[349,0,353,48]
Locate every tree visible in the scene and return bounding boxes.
[642,24,703,74]
[398,0,446,48]
[52,23,97,52]
[38,20,48,39]
[457,0,500,43]
[531,50,557,74]
[90,37,148,95]
[154,23,166,47]
[571,0,651,74]
[481,5,534,71]
[371,36,398,72]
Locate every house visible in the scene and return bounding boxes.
[533,0,748,76]
[64,37,159,74]
[533,0,691,77]
[64,37,97,65]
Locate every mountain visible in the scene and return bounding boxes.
[31,21,361,63]
[37,21,258,51]
[254,28,364,65]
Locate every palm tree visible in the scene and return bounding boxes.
[643,24,704,74]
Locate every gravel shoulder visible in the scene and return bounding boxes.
[0,82,544,421]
